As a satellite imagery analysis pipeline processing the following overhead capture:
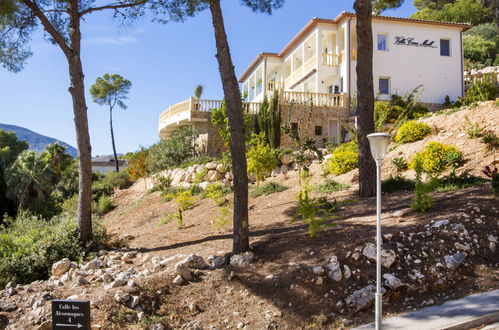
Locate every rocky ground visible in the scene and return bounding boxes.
[0,102,498,330]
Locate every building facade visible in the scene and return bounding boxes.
[158,12,470,151]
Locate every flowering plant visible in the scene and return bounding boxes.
[483,166,499,195]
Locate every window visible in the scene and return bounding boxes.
[379,77,390,95]
[377,34,388,51]
[315,126,323,136]
[291,123,298,134]
[340,77,344,93]
[440,39,450,56]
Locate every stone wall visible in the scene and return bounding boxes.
[191,112,226,157]
[279,104,350,149]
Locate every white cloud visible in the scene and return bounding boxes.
[83,35,138,45]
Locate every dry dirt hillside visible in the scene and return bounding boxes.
[0,102,498,330]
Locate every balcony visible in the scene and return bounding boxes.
[322,53,340,67]
[158,97,260,138]
[281,91,347,108]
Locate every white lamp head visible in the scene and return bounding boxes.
[367,133,391,165]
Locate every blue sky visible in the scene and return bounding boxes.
[0,0,416,156]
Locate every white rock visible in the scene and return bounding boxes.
[230,252,254,267]
[343,265,352,280]
[346,285,385,311]
[51,258,71,276]
[362,243,397,268]
[432,219,450,228]
[392,209,407,218]
[383,273,404,289]
[444,252,467,269]
[281,153,292,165]
[83,258,104,270]
[183,254,208,269]
[175,262,193,280]
[312,266,325,275]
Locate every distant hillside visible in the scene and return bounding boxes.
[0,123,78,157]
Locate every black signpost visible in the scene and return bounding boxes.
[52,300,90,330]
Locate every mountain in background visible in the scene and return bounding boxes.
[0,123,78,158]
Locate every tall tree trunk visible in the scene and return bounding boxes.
[354,0,376,197]
[110,108,119,172]
[209,0,249,254]
[68,0,93,244]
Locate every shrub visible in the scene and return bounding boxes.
[247,133,278,186]
[481,132,499,150]
[0,213,107,287]
[374,101,405,130]
[179,156,218,169]
[410,157,434,212]
[395,121,431,144]
[392,156,408,173]
[250,181,289,198]
[410,142,462,175]
[461,80,498,105]
[313,179,350,193]
[97,195,114,215]
[163,190,196,229]
[327,151,358,175]
[294,172,337,238]
[211,204,232,232]
[382,176,415,193]
[147,127,198,173]
[434,171,486,192]
[463,115,484,138]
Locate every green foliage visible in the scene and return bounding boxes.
[258,91,282,148]
[212,204,232,232]
[194,84,203,98]
[247,133,278,186]
[0,212,107,287]
[313,179,350,194]
[96,195,114,215]
[463,35,497,64]
[203,183,228,206]
[382,176,416,193]
[327,142,359,175]
[434,171,486,192]
[391,156,408,173]
[463,115,484,138]
[374,101,405,130]
[211,101,253,146]
[410,157,434,212]
[163,190,196,229]
[411,0,494,26]
[147,127,198,173]
[410,142,462,175]
[395,121,431,144]
[461,80,498,106]
[250,181,289,198]
[89,73,131,110]
[0,130,29,169]
[294,172,337,238]
[151,175,172,194]
[481,132,499,150]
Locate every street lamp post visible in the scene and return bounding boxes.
[367,132,391,330]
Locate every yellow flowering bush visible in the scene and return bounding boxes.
[410,142,462,175]
[395,121,431,144]
[327,142,359,175]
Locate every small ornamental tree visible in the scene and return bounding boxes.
[247,133,278,187]
[90,74,132,172]
[128,147,149,190]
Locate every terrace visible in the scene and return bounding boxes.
[158,91,348,139]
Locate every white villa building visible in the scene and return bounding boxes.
[239,11,471,106]
[158,12,471,152]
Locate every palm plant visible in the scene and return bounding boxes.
[5,151,52,208]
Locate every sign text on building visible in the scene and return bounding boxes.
[394,36,437,48]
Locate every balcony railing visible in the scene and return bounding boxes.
[322,53,340,66]
[281,91,346,108]
[464,71,498,89]
[267,80,284,92]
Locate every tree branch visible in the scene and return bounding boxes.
[20,0,72,58]
[79,0,149,17]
